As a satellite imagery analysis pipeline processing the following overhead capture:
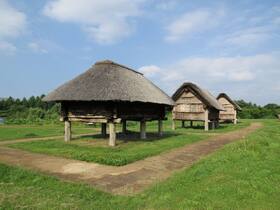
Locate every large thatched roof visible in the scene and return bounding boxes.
[172,82,224,110]
[217,93,242,111]
[43,60,174,106]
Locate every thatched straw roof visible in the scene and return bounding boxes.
[217,93,242,111]
[43,60,174,106]
[172,82,224,110]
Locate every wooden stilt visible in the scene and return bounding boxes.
[211,121,215,130]
[182,120,185,128]
[234,110,237,124]
[64,120,71,142]
[140,120,146,139]
[190,121,193,127]
[204,109,209,131]
[158,119,163,137]
[122,120,127,133]
[101,123,107,137]
[172,120,176,130]
[109,122,116,146]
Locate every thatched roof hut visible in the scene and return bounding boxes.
[217,93,241,124]
[43,60,174,146]
[172,82,224,131]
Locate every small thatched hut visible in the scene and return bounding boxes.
[217,93,242,124]
[172,82,224,131]
[43,60,174,146]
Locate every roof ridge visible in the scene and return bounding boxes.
[95,60,143,75]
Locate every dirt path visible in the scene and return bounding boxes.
[0,122,262,195]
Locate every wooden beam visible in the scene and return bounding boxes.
[64,120,71,142]
[204,109,209,131]
[108,122,116,146]
[158,120,163,137]
[122,120,127,133]
[140,120,146,139]
[190,120,193,127]
[101,123,107,137]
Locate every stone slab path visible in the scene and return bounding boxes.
[0,123,262,195]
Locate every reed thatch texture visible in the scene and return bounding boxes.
[43,60,173,106]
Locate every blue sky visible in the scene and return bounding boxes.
[0,0,279,105]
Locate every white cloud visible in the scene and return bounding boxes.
[170,54,279,82]
[0,0,26,39]
[28,42,48,54]
[142,53,280,104]
[0,41,17,55]
[165,8,224,42]
[138,65,161,77]
[43,0,144,44]
[223,26,275,47]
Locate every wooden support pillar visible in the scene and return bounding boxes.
[122,120,127,133]
[190,121,193,127]
[234,110,237,124]
[172,120,176,130]
[109,122,116,146]
[211,121,215,130]
[204,109,209,131]
[101,123,107,137]
[64,120,71,142]
[158,119,163,137]
[140,120,146,139]
[182,120,185,128]
[215,120,219,128]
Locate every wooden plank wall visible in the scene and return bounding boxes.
[217,97,235,120]
[172,90,206,121]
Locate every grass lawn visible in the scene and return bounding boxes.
[9,132,206,166]
[0,119,279,209]
[0,123,97,141]
[8,120,250,166]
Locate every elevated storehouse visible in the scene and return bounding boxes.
[43,60,174,146]
[217,93,241,124]
[172,82,224,131]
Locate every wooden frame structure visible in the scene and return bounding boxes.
[43,60,174,146]
[172,83,224,131]
[217,93,242,124]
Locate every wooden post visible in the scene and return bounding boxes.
[211,121,215,130]
[122,120,127,133]
[158,119,163,137]
[215,120,219,128]
[140,120,146,139]
[190,121,193,127]
[172,120,176,130]
[64,120,71,142]
[204,109,209,131]
[182,120,185,128]
[109,122,116,146]
[101,123,107,137]
[234,110,237,124]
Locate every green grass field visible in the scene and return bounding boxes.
[8,120,249,166]
[0,123,97,141]
[0,119,279,209]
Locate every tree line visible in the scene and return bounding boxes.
[0,96,279,124]
[236,100,280,119]
[0,95,59,124]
